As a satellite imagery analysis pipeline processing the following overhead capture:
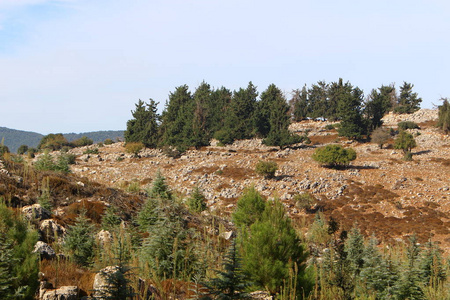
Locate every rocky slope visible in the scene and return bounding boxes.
[66,109,450,250]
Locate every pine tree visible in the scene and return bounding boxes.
[0,201,39,299]
[344,225,365,278]
[191,82,213,148]
[241,199,310,295]
[395,82,422,114]
[308,81,329,119]
[290,85,309,121]
[206,240,250,300]
[102,205,122,232]
[394,235,424,300]
[232,186,266,229]
[125,99,160,148]
[64,210,95,267]
[437,97,450,134]
[160,85,194,151]
[394,130,417,160]
[336,79,367,139]
[187,186,207,213]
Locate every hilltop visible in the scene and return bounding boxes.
[0,127,124,153]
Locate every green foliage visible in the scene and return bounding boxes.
[125,99,160,148]
[17,145,28,155]
[290,85,309,121]
[221,82,258,144]
[394,130,417,159]
[398,121,420,130]
[71,136,93,147]
[34,151,72,173]
[125,142,144,157]
[102,205,122,232]
[38,177,53,212]
[293,192,316,210]
[370,127,390,149]
[232,186,266,229]
[240,199,310,295]
[312,144,357,168]
[63,211,95,267]
[437,98,450,134]
[206,240,250,299]
[364,84,395,132]
[187,186,207,213]
[0,201,39,299]
[149,170,173,200]
[104,138,114,145]
[254,160,278,179]
[0,144,9,157]
[394,82,422,114]
[38,133,69,151]
[83,147,99,154]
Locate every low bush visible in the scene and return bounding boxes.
[83,148,99,155]
[255,160,278,179]
[398,121,419,130]
[294,192,317,210]
[187,186,207,213]
[72,136,93,147]
[125,142,144,157]
[104,138,114,145]
[312,144,356,168]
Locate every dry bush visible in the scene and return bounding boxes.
[39,258,95,297]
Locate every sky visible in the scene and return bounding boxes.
[0,0,449,134]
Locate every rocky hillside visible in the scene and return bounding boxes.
[65,109,450,250]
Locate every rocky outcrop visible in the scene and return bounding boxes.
[40,219,66,242]
[33,241,56,260]
[22,204,52,221]
[92,266,120,299]
[39,284,78,300]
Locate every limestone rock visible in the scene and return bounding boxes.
[40,219,66,242]
[93,266,120,299]
[41,285,78,300]
[33,241,56,260]
[22,204,51,221]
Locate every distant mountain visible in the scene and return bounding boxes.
[0,127,43,153]
[63,131,124,144]
[0,127,124,153]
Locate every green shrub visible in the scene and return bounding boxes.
[214,128,235,145]
[72,136,93,147]
[294,192,316,210]
[83,148,99,155]
[125,142,144,157]
[104,138,114,145]
[38,133,69,151]
[325,124,335,130]
[232,186,266,228]
[394,130,417,160]
[437,98,450,134]
[255,160,278,179]
[34,151,71,173]
[161,145,183,159]
[17,145,28,155]
[397,121,419,130]
[312,144,357,168]
[0,145,9,157]
[187,186,207,213]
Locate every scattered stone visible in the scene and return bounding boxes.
[33,241,56,260]
[22,204,52,221]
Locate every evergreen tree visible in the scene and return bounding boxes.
[336,79,367,139]
[364,89,387,132]
[394,130,417,160]
[344,225,365,278]
[0,201,39,299]
[232,186,266,229]
[418,240,446,287]
[191,82,213,148]
[290,85,309,121]
[261,84,300,148]
[206,240,250,300]
[219,82,258,144]
[395,82,422,114]
[308,81,329,119]
[160,85,194,151]
[437,97,450,134]
[124,99,160,148]
[359,237,398,299]
[187,186,207,213]
[102,205,122,232]
[394,235,424,300]
[241,199,310,295]
[209,87,232,134]
[64,210,95,267]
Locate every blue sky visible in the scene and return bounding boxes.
[1,0,449,134]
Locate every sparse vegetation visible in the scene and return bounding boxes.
[255,160,278,179]
[125,142,144,157]
[371,126,390,149]
[398,120,420,130]
[394,130,417,160]
[437,97,450,134]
